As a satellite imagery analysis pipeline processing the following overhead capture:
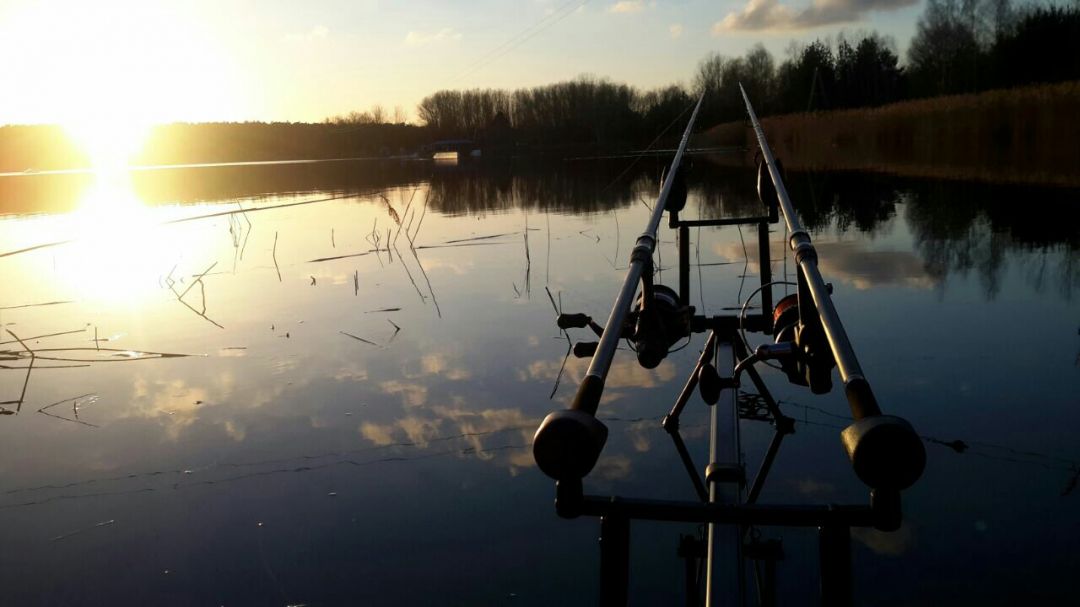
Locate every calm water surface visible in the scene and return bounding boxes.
[0,158,1077,606]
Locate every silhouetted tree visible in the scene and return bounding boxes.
[834,34,903,108]
[988,4,1080,88]
[417,90,465,135]
[908,0,985,96]
[694,44,775,124]
[776,41,836,112]
[636,85,693,137]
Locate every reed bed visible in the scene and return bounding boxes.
[698,81,1080,187]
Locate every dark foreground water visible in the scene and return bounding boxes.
[0,158,1077,606]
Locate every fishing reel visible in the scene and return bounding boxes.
[755,154,782,224]
[663,163,689,214]
[632,283,690,369]
[559,282,691,370]
[771,292,836,394]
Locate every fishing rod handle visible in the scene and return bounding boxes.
[533,376,609,482]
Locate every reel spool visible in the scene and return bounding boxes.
[756,156,782,223]
[633,284,688,369]
[663,164,689,214]
[771,293,835,394]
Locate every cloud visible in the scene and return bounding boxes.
[521,356,676,389]
[714,0,917,32]
[593,455,632,480]
[397,416,442,447]
[404,27,462,46]
[357,405,539,474]
[360,421,396,446]
[420,353,471,380]
[129,378,205,438]
[608,0,647,13]
[359,417,442,447]
[430,405,538,456]
[669,23,684,38]
[380,380,428,407]
[627,420,654,452]
[712,239,938,290]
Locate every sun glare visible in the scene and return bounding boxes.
[0,0,246,306]
[54,168,192,307]
[66,119,150,171]
[2,1,246,165]
[62,173,157,304]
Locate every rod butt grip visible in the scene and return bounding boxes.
[533,409,609,482]
[841,415,926,491]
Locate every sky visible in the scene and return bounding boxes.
[0,0,927,126]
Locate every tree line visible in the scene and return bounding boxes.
[413,0,1079,143]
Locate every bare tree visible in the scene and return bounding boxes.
[370,104,386,124]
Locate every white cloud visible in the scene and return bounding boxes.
[712,240,938,290]
[608,0,646,14]
[360,421,395,446]
[669,23,683,38]
[420,353,471,380]
[404,27,463,46]
[380,379,428,407]
[714,0,917,32]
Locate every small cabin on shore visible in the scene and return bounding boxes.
[419,139,480,160]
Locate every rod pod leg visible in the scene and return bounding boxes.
[818,524,852,607]
[600,515,630,607]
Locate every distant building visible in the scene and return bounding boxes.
[418,139,477,159]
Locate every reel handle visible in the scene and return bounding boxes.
[573,342,599,358]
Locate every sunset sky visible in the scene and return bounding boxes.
[0,0,925,126]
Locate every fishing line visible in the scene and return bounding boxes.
[783,400,1079,494]
[449,0,590,84]
[736,223,749,306]
[695,201,710,316]
[737,280,796,371]
[599,99,698,195]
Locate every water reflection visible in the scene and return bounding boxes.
[782,170,1080,298]
[0,158,1077,605]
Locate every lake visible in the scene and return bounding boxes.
[0,157,1077,606]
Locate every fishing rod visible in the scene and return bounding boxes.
[738,84,925,494]
[531,86,926,606]
[534,94,703,484]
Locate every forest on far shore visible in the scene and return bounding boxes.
[1,0,1077,172]
[412,0,1079,144]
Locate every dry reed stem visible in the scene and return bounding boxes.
[339,331,379,346]
[272,232,282,282]
[0,300,74,311]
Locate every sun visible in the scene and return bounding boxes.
[66,118,150,171]
[2,1,247,169]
